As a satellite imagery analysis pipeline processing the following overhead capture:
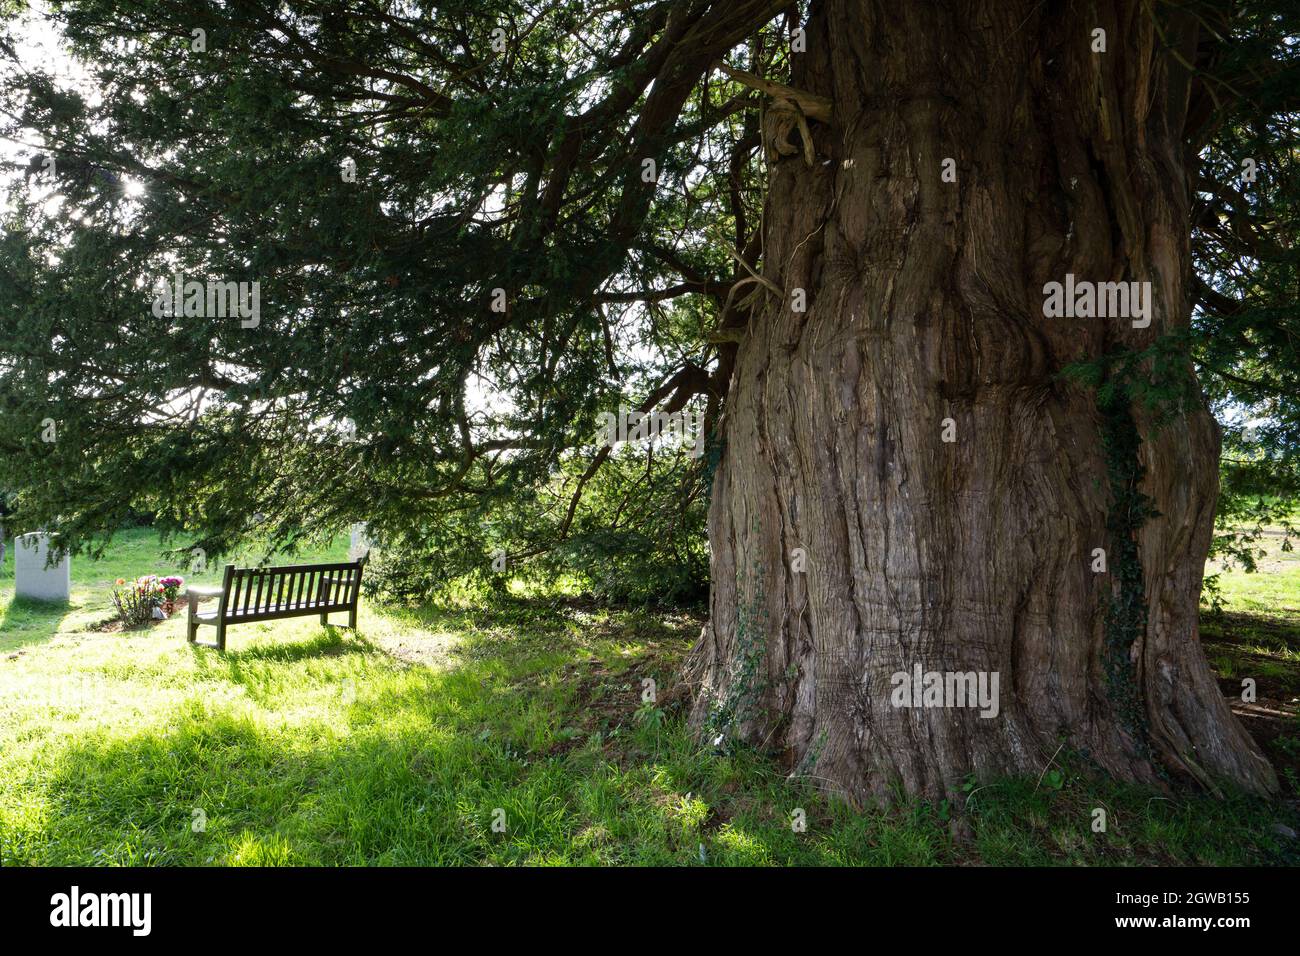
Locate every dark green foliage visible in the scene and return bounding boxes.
[534,448,710,608]
[1188,0,1300,560]
[363,438,710,606]
[0,1,788,599]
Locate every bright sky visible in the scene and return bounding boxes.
[1,2,131,215]
[1,3,71,160]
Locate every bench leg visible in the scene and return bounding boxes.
[320,610,329,627]
[215,620,227,652]
[348,603,358,630]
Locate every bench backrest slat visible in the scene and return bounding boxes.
[216,564,235,621]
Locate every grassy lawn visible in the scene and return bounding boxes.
[1204,524,1300,795]
[1,527,1298,866]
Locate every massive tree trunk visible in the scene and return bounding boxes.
[687,0,1277,802]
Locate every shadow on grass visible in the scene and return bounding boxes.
[0,592,76,652]
[2,600,775,866]
[7,594,1297,867]
[385,593,703,664]
[190,627,366,665]
[1201,608,1300,793]
[11,658,735,865]
[16,680,1300,867]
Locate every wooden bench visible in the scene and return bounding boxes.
[186,558,366,651]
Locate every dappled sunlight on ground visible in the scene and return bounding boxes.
[1,529,1297,865]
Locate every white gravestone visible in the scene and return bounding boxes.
[15,532,71,602]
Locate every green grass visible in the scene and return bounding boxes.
[1202,526,1300,798]
[1,528,1297,866]
[0,527,349,654]
[1208,515,1300,611]
[1203,531,1300,684]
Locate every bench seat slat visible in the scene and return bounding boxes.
[219,599,349,617]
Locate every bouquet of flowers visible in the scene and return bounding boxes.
[111,575,166,627]
[160,576,185,611]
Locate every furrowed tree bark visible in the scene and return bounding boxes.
[687,0,1278,802]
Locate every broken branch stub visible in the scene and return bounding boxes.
[712,61,833,124]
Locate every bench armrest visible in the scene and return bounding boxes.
[186,585,225,598]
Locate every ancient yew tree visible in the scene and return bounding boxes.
[1,1,1297,801]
